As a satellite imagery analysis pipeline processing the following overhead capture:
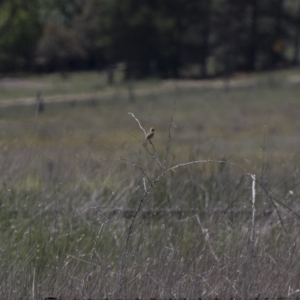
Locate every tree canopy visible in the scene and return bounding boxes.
[0,0,299,78]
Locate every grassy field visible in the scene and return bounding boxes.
[1,69,300,298]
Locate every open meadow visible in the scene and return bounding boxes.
[1,69,300,298]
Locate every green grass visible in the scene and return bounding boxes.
[0,69,161,101]
[1,69,300,298]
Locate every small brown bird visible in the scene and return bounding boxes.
[145,127,155,141]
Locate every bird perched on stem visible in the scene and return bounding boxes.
[145,127,155,141]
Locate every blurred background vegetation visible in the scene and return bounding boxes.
[2,0,300,298]
[1,0,300,78]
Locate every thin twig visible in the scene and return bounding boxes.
[195,214,219,262]
[95,156,152,186]
[148,139,164,172]
[248,174,257,296]
[163,98,176,170]
[128,112,146,136]
[125,130,159,165]
[128,113,163,171]
[250,174,256,244]
[142,178,147,192]
[168,160,248,173]
[260,125,267,180]
[257,179,292,246]
[88,218,116,271]
[117,184,152,294]
[223,174,248,214]
[117,159,249,293]
[126,130,145,145]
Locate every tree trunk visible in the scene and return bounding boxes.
[199,0,212,78]
[293,2,300,64]
[246,0,258,71]
[271,0,284,67]
[0,0,19,38]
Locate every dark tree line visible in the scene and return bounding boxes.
[0,0,300,78]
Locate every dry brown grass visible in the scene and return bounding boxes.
[1,71,300,298]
